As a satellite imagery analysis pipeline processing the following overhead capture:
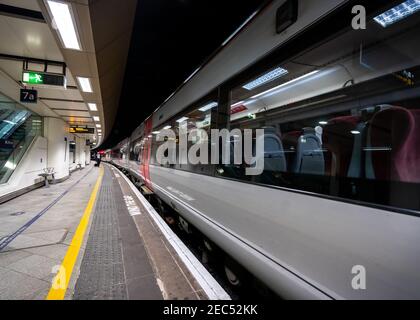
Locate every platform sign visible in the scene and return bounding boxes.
[69,126,95,134]
[20,88,38,104]
[22,71,66,88]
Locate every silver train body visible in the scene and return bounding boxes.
[107,0,420,299]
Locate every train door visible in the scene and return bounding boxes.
[140,117,153,189]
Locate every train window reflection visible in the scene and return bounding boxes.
[220,12,420,212]
[151,99,215,174]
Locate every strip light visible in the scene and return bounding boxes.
[93,116,100,122]
[96,124,101,128]
[163,125,172,130]
[77,77,93,93]
[46,0,81,50]
[199,102,218,112]
[176,117,188,123]
[88,103,97,111]
[374,0,420,27]
[251,70,320,100]
[242,67,288,90]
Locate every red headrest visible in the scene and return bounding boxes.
[282,131,302,148]
[369,107,420,183]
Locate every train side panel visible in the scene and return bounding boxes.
[146,165,420,299]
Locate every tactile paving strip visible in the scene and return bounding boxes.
[73,167,127,300]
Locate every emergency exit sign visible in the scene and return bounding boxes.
[22,71,66,87]
[23,72,43,84]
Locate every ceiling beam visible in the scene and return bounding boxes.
[0,53,65,68]
[40,97,84,103]
[0,4,45,23]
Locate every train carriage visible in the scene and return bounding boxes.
[109,0,420,299]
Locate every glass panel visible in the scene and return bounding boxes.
[219,7,420,211]
[152,99,216,174]
[0,93,42,183]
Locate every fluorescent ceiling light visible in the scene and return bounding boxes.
[96,124,101,128]
[163,125,172,130]
[251,70,320,100]
[93,116,100,122]
[88,103,97,111]
[243,67,288,91]
[351,130,361,135]
[176,117,188,123]
[3,120,16,125]
[152,131,160,135]
[374,0,420,27]
[199,102,218,112]
[5,161,16,170]
[319,121,328,125]
[77,77,92,93]
[46,0,81,50]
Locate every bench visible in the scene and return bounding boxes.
[38,167,55,188]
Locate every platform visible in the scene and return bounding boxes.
[0,163,227,300]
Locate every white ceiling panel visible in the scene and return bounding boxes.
[0,60,23,81]
[41,99,87,111]
[5,17,62,61]
[38,87,82,100]
[0,19,32,57]
[0,16,63,61]
[62,88,82,100]
[65,69,77,87]
[0,0,41,11]
[57,109,90,117]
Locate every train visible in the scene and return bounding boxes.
[104,0,420,299]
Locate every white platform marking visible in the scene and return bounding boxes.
[109,164,231,300]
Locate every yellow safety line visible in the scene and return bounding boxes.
[46,166,104,300]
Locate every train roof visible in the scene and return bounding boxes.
[128,0,348,139]
[151,0,348,128]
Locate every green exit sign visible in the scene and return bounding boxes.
[22,71,66,87]
[23,72,44,84]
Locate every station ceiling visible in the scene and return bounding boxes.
[101,0,266,149]
[0,0,137,147]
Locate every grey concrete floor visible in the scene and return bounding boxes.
[0,165,99,300]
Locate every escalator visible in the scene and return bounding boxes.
[0,109,31,140]
[0,112,42,184]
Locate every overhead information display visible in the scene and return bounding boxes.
[69,126,95,134]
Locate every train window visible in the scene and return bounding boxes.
[217,7,420,212]
[130,138,144,162]
[151,97,217,175]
